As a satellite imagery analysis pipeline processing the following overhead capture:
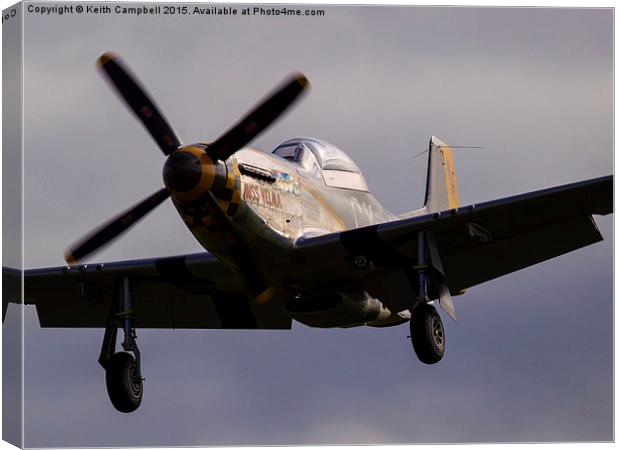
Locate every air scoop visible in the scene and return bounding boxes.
[163,146,217,202]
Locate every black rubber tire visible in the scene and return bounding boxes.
[410,304,445,364]
[105,352,143,413]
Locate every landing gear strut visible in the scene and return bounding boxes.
[409,231,445,365]
[99,277,144,413]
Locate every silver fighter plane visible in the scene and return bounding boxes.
[4,53,612,413]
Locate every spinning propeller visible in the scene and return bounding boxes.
[65,52,309,300]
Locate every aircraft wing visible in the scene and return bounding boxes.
[294,175,612,296]
[4,253,292,329]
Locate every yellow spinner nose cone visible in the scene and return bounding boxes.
[163,147,217,203]
[163,150,203,193]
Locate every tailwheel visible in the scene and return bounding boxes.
[105,352,143,413]
[410,303,445,364]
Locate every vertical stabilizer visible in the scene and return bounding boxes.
[424,136,460,212]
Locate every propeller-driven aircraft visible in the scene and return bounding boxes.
[3,53,612,413]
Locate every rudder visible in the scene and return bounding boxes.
[424,136,459,212]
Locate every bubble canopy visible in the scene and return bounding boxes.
[272,137,369,191]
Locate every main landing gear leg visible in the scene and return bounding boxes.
[409,231,445,364]
[99,277,144,413]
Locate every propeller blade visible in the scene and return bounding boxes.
[97,52,182,155]
[207,73,310,161]
[64,188,170,264]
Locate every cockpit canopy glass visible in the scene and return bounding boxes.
[272,137,369,191]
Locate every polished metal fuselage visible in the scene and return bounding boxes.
[173,146,397,291]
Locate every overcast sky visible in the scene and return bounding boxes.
[4,4,614,447]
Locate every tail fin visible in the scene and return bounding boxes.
[424,136,459,212]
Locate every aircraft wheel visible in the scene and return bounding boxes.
[410,303,445,364]
[105,352,143,413]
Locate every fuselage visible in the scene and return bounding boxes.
[168,137,398,293]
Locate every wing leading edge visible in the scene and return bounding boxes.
[6,176,611,328]
[5,252,291,329]
[294,175,612,297]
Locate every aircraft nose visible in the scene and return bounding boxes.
[163,150,203,193]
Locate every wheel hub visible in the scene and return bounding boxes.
[431,315,444,348]
[128,363,142,398]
